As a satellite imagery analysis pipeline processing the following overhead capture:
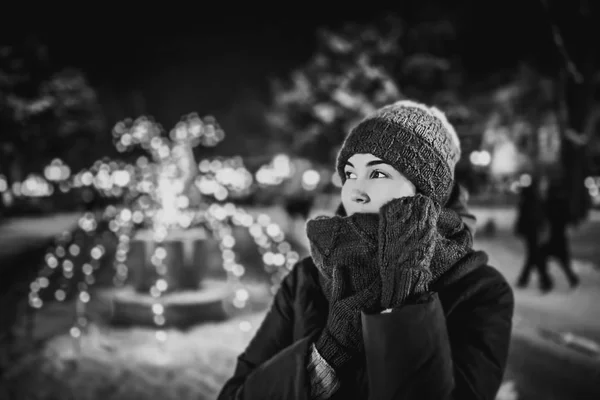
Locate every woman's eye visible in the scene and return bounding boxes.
[371,170,388,179]
[345,171,356,179]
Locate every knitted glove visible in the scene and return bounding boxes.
[315,265,381,371]
[306,213,381,371]
[377,194,440,309]
[306,213,380,299]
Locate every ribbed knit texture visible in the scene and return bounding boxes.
[336,101,461,205]
[377,194,473,308]
[306,213,381,371]
[430,201,475,283]
[306,213,380,298]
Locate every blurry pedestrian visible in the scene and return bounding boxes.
[515,175,553,292]
[539,179,580,289]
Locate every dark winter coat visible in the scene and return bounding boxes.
[217,250,514,400]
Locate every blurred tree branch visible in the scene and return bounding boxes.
[267,13,471,167]
[0,37,106,183]
[539,0,584,83]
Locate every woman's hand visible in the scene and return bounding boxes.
[377,194,440,309]
[315,265,381,371]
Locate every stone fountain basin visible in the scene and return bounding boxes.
[127,227,223,293]
[101,227,231,328]
[96,279,231,328]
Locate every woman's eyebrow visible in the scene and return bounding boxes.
[366,160,388,167]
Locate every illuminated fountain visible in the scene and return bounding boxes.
[127,116,214,295]
[93,114,230,327]
[21,111,301,351]
[87,113,298,330]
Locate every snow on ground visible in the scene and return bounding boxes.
[4,294,266,400]
[470,206,600,347]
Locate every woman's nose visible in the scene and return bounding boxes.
[351,189,370,204]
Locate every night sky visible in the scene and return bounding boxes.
[6,1,588,132]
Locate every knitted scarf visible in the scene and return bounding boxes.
[307,203,484,296]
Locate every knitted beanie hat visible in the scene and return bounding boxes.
[336,100,461,204]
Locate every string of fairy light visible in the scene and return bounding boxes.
[13,112,305,348]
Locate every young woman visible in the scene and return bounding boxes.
[218,100,514,400]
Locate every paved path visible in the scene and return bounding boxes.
[0,212,81,260]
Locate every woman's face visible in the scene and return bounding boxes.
[341,153,416,215]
